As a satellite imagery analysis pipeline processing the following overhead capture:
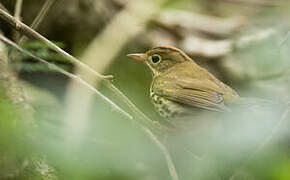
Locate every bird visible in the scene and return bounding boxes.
[127,46,279,165]
[126,46,263,129]
[127,46,271,129]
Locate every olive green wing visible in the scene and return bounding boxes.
[152,78,230,112]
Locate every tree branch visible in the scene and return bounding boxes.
[0,8,112,80]
[0,36,57,180]
[0,2,9,13]
[19,0,56,44]
[13,0,23,41]
[14,0,23,20]
[257,104,290,152]
[0,34,133,120]
[0,6,179,180]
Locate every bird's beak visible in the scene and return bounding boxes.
[127,53,147,62]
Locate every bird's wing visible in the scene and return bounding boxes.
[152,78,230,112]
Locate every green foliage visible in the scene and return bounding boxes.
[14,62,71,72]
[21,41,68,63]
[10,41,72,73]
[0,84,31,178]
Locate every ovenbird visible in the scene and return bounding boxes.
[127,46,241,120]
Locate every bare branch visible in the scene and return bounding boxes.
[0,2,9,13]
[0,5,179,180]
[13,0,23,41]
[142,127,179,180]
[279,31,290,47]
[0,34,133,120]
[257,104,290,151]
[0,35,58,180]
[19,0,56,44]
[14,0,23,20]
[0,8,112,80]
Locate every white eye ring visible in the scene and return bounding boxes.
[150,54,162,64]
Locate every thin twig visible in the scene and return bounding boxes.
[14,0,23,20]
[232,104,290,180]
[279,31,290,47]
[241,103,290,170]
[0,7,179,180]
[104,83,170,131]
[0,8,112,80]
[0,34,133,120]
[13,0,23,41]
[0,2,9,13]
[19,0,56,44]
[142,127,179,180]
[257,104,290,151]
[184,148,202,161]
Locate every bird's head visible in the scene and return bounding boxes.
[127,46,192,76]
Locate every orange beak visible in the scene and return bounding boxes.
[127,53,147,62]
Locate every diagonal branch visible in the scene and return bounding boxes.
[0,34,133,120]
[257,104,290,152]
[0,2,9,13]
[0,8,112,80]
[19,0,56,44]
[0,7,179,180]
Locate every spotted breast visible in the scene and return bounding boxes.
[150,87,187,119]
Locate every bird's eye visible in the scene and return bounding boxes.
[150,54,161,64]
